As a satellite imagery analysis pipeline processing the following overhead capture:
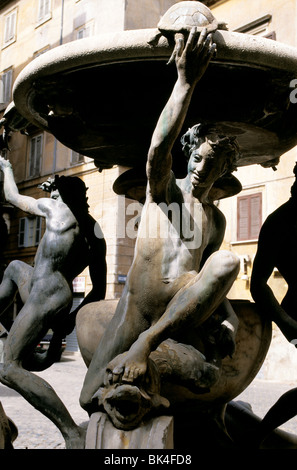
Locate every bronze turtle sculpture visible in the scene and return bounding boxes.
[149,1,227,63]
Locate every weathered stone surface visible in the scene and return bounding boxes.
[85,412,173,449]
[0,401,18,449]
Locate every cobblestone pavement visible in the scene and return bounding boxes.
[237,378,297,436]
[0,353,88,449]
[1,352,297,449]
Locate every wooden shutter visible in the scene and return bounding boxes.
[44,0,50,17]
[4,11,16,44]
[237,196,249,240]
[27,218,35,247]
[38,0,50,21]
[250,194,262,239]
[29,135,43,177]
[35,217,42,245]
[237,193,262,241]
[18,218,27,247]
[0,70,12,103]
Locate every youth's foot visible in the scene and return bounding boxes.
[105,347,149,385]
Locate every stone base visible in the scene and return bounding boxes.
[85,412,173,449]
[0,401,18,449]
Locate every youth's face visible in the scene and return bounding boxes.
[187,137,227,190]
[50,188,62,201]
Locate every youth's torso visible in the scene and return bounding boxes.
[32,206,89,283]
[127,185,225,312]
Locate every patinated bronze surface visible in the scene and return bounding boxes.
[0,163,106,449]
[2,0,297,449]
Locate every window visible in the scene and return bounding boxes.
[237,193,262,241]
[264,32,276,40]
[71,151,84,165]
[235,14,276,40]
[76,21,93,39]
[33,45,50,58]
[35,216,42,244]
[0,69,12,104]
[37,0,51,24]
[29,134,43,178]
[18,217,42,248]
[3,9,17,47]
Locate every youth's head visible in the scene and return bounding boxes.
[181,123,239,192]
[39,175,89,210]
[38,177,61,200]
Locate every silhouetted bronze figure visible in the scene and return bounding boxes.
[80,28,240,423]
[0,160,106,449]
[251,163,297,445]
[251,164,297,343]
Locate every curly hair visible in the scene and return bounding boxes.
[53,175,88,207]
[180,123,240,173]
[39,174,89,222]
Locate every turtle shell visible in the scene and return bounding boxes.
[158,1,219,35]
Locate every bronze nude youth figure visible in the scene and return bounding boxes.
[80,28,240,417]
[0,163,106,449]
[250,164,297,445]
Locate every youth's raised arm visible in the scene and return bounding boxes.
[147,28,216,201]
[0,156,46,216]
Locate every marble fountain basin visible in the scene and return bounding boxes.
[9,28,297,175]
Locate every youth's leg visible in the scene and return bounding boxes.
[79,292,149,413]
[0,287,85,448]
[255,388,297,446]
[0,260,32,314]
[110,250,239,383]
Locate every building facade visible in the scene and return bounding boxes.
[206,0,297,306]
[207,0,297,380]
[0,0,296,361]
[0,0,182,315]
